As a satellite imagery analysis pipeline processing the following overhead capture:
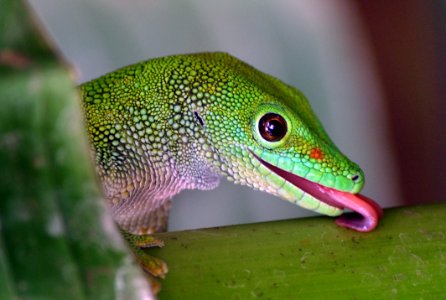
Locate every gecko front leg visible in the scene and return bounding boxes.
[110,183,173,292]
[116,198,171,276]
[99,153,220,292]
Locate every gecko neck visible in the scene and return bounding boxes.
[98,154,220,234]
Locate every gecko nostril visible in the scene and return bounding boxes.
[351,174,360,182]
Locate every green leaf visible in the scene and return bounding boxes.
[0,234,16,300]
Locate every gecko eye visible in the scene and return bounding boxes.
[258,113,288,142]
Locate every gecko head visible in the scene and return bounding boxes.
[252,103,365,192]
[181,52,381,231]
[202,79,381,231]
[246,101,364,210]
[209,98,382,231]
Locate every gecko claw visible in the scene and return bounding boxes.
[138,251,169,278]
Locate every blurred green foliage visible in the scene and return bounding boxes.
[0,1,150,299]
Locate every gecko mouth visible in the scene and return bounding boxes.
[251,152,383,232]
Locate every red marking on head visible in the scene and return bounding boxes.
[310,148,324,160]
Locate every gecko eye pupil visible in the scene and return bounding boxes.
[258,113,287,142]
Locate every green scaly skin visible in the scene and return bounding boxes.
[81,52,380,286]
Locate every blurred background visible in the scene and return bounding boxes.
[26,0,445,231]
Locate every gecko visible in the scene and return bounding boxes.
[80,52,382,287]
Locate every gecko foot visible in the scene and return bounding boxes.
[131,244,168,278]
[121,230,169,286]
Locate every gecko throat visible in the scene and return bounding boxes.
[250,151,382,232]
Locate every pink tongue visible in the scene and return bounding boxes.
[320,187,383,232]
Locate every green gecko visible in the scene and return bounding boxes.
[80,52,382,286]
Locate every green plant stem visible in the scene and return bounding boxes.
[154,204,446,299]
